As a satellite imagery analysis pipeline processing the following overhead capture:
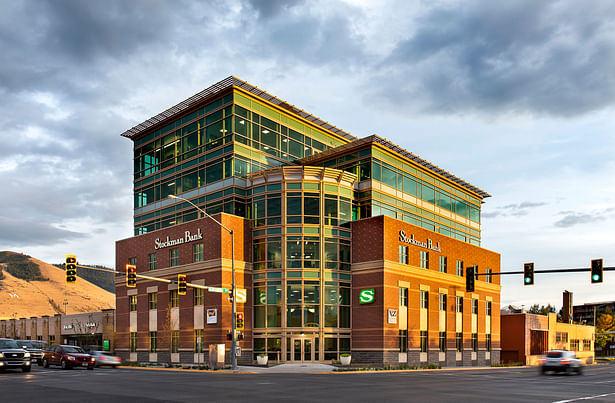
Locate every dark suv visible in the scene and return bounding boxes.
[16,340,46,366]
[0,338,31,372]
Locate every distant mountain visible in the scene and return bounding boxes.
[0,251,114,320]
[53,263,116,293]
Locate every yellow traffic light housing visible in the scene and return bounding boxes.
[65,255,77,284]
[126,264,137,288]
[178,274,187,295]
[236,312,244,331]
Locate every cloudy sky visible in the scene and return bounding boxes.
[1,0,614,309]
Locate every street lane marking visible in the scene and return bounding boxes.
[552,392,615,402]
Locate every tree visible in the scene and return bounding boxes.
[528,304,557,315]
[595,308,615,350]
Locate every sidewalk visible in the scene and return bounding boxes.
[234,363,336,373]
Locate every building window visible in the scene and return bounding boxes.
[171,331,180,353]
[486,334,492,352]
[129,257,137,266]
[486,301,492,316]
[485,268,492,283]
[472,333,478,352]
[456,332,462,352]
[170,248,179,267]
[456,296,463,313]
[439,332,447,352]
[195,329,204,353]
[570,339,580,351]
[193,243,204,263]
[194,288,204,305]
[439,294,447,311]
[420,291,429,309]
[583,340,591,351]
[148,292,158,310]
[129,295,137,312]
[399,245,408,264]
[472,299,478,314]
[420,331,428,352]
[456,260,464,276]
[148,253,157,270]
[170,290,179,308]
[439,256,447,273]
[130,332,137,352]
[399,330,408,353]
[149,331,157,352]
[49,335,55,344]
[420,251,429,269]
[399,288,408,307]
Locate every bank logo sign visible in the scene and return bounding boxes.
[359,289,375,304]
[399,230,441,252]
[154,229,203,250]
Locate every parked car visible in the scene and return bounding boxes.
[42,345,95,370]
[16,340,46,366]
[90,351,122,367]
[0,338,31,372]
[540,350,583,375]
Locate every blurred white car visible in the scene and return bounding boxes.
[540,350,583,375]
[90,351,122,368]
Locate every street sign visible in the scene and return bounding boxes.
[359,289,375,304]
[208,286,230,293]
[236,288,247,303]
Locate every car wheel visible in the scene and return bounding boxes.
[43,358,49,368]
[87,366,94,371]
[566,366,572,376]
[61,359,69,370]
[577,366,583,375]
[22,366,31,373]
[38,359,43,366]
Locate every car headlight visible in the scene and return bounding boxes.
[24,352,31,358]
[67,356,74,360]
[0,352,4,358]
[91,357,95,362]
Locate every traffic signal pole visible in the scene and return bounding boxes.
[474,266,615,276]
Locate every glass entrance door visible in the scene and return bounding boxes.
[291,336,315,362]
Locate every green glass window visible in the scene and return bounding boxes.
[324,198,338,226]
[254,306,265,327]
[304,285,320,303]
[234,116,248,136]
[381,166,396,188]
[267,197,281,217]
[287,285,302,304]
[287,306,301,327]
[267,284,282,305]
[324,305,337,327]
[287,196,302,215]
[304,306,319,327]
[267,306,281,327]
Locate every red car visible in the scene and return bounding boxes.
[42,345,95,370]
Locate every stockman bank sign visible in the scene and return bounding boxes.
[359,289,375,304]
[398,230,441,252]
[155,229,203,250]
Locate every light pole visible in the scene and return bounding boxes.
[168,195,237,370]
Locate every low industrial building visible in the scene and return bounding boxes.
[501,312,594,365]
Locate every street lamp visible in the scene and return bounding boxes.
[168,194,237,370]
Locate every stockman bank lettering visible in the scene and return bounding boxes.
[398,230,441,252]
[154,229,203,250]
[359,289,375,304]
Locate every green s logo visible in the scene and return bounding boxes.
[359,289,375,304]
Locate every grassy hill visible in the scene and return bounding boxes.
[0,251,48,282]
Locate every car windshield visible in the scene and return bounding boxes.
[0,339,19,349]
[18,341,35,348]
[546,351,562,358]
[64,346,85,353]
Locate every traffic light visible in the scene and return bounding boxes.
[177,274,187,295]
[591,259,603,283]
[126,264,137,288]
[524,263,534,285]
[65,255,77,284]
[236,312,244,330]
[466,266,475,292]
[226,331,233,341]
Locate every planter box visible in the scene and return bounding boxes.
[257,355,268,365]
[340,355,351,366]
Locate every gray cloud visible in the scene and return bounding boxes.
[369,0,615,116]
[0,217,88,246]
[554,208,615,228]
[482,201,547,218]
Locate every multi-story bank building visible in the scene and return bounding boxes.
[116,77,501,366]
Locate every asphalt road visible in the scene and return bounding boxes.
[3,363,615,402]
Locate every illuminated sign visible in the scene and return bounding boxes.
[359,289,375,304]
